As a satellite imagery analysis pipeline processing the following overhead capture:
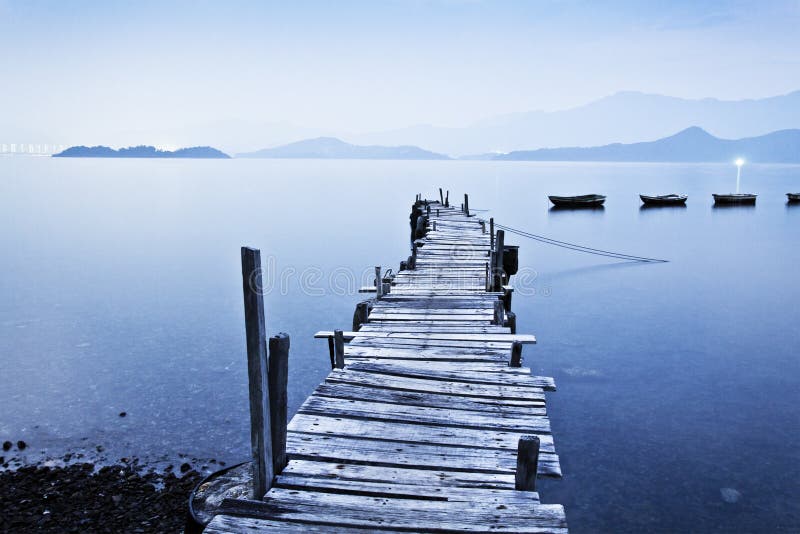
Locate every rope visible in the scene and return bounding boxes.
[494,223,668,263]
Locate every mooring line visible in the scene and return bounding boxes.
[494,223,669,263]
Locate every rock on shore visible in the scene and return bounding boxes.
[0,462,201,533]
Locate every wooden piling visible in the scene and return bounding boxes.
[493,300,504,326]
[445,190,449,207]
[333,329,345,369]
[352,301,370,331]
[503,286,514,312]
[464,194,469,216]
[240,247,274,499]
[506,311,517,334]
[510,340,522,367]
[327,337,335,368]
[493,230,505,291]
[268,333,289,474]
[515,435,541,491]
[439,187,444,204]
[375,266,383,299]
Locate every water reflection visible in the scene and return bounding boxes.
[639,204,688,212]
[548,205,605,214]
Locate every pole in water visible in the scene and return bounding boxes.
[439,187,444,204]
[464,194,469,216]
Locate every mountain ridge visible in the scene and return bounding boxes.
[236,137,450,160]
[480,127,800,163]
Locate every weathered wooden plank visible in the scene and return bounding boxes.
[216,490,567,532]
[281,459,517,490]
[298,395,550,434]
[288,414,555,453]
[347,362,557,391]
[326,369,546,401]
[310,382,546,413]
[316,331,537,344]
[274,473,540,503]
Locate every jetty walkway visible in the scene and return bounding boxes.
[205,196,567,532]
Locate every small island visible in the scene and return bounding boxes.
[53,145,231,159]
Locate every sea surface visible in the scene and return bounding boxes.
[1,157,798,532]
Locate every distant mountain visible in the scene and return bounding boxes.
[350,90,800,155]
[53,145,230,158]
[484,127,800,163]
[237,137,450,160]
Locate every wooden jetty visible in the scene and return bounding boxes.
[204,194,567,533]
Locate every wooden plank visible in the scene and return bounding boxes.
[346,362,557,391]
[310,382,546,413]
[216,490,567,532]
[315,331,537,344]
[274,473,540,503]
[281,459,517,490]
[288,414,555,453]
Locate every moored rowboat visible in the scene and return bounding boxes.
[713,193,757,205]
[639,194,687,205]
[548,194,606,207]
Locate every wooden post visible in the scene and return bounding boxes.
[515,436,540,491]
[411,243,417,269]
[494,229,505,291]
[436,209,440,217]
[510,340,522,367]
[445,190,449,207]
[333,329,345,369]
[433,221,437,231]
[480,221,485,233]
[493,300,504,326]
[240,247,274,499]
[353,301,370,331]
[327,336,335,368]
[461,202,464,213]
[439,188,444,204]
[268,333,289,474]
[503,286,513,312]
[464,194,469,216]
[505,311,517,334]
[490,218,495,249]
[485,262,490,291]
[375,266,383,299]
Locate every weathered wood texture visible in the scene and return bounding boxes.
[211,201,565,532]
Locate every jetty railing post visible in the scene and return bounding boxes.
[493,300,504,326]
[490,218,494,249]
[240,247,274,499]
[464,194,469,216]
[510,340,522,367]
[439,187,444,204]
[445,190,449,207]
[433,221,437,232]
[505,311,517,334]
[333,329,345,369]
[268,333,289,474]
[353,301,370,331]
[327,337,335,368]
[493,229,505,291]
[515,435,540,491]
[375,266,383,299]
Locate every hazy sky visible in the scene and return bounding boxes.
[1,0,799,142]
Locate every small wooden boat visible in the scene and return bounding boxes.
[548,194,606,207]
[640,194,687,206]
[713,193,757,205]
[787,193,800,202]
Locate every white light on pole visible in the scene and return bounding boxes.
[735,158,744,194]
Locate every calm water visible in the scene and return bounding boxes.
[1,157,798,532]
